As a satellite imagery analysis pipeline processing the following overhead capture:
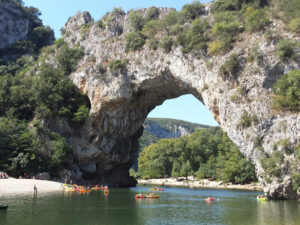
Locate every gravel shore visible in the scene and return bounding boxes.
[138,177,262,191]
[0,178,63,196]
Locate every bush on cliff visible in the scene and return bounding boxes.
[272,70,300,111]
[125,32,146,52]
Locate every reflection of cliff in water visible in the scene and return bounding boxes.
[223,197,300,225]
[256,200,300,225]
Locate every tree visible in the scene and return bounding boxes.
[171,161,181,179]
[180,160,193,179]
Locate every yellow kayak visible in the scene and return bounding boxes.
[64,188,74,192]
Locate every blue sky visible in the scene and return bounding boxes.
[23,0,218,126]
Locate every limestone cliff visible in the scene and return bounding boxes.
[61,7,299,199]
[144,118,210,139]
[1,0,299,199]
[0,0,30,48]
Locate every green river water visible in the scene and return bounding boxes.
[0,186,299,225]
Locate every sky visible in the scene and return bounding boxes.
[22,0,218,126]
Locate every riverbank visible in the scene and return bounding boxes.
[138,177,263,191]
[0,178,63,196]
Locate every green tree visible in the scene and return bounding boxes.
[180,160,193,179]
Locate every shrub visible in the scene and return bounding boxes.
[108,59,127,74]
[272,70,300,111]
[29,26,55,50]
[129,11,145,31]
[142,19,161,37]
[239,110,252,128]
[148,38,159,50]
[95,64,107,75]
[73,105,89,124]
[169,24,183,35]
[111,7,125,16]
[97,20,105,29]
[208,41,224,55]
[211,0,248,13]
[181,19,210,53]
[80,21,94,37]
[161,10,184,29]
[244,7,270,32]
[55,44,84,76]
[182,0,205,20]
[260,151,284,178]
[211,21,242,51]
[288,17,300,33]
[248,45,263,62]
[275,39,298,61]
[291,173,300,191]
[145,7,159,21]
[125,32,146,52]
[218,54,240,79]
[159,37,174,53]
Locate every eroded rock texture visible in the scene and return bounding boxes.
[0,0,30,48]
[61,8,300,199]
[2,1,299,198]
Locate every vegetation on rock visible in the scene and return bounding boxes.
[272,70,300,111]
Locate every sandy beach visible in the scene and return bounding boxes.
[0,178,64,196]
[138,177,263,191]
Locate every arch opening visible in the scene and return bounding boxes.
[133,94,257,185]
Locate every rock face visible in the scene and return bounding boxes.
[144,118,210,139]
[2,1,299,199]
[0,0,31,48]
[60,7,300,199]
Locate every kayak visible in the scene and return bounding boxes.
[79,189,91,193]
[64,188,74,192]
[0,205,8,210]
[205,197,215,202]
[257,197,267,201]
[135,194,145,199]
[148,188,164,191]
[145,195,160,199]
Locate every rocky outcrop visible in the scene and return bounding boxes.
[144,118,209,139]
[2,1,298,199]
[0,0,31,48]
[60,7,300,199]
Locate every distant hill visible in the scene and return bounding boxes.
[139,118,213,151]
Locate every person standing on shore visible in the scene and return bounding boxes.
[34,185,38,195]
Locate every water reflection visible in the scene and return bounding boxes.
[1,187,299,225]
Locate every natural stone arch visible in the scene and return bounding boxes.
[63,9,299,199]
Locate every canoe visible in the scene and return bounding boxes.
[135,195,145,199]
[0,205,8,210]
[145,195,160,199]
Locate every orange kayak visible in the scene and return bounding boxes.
[145,195,160,199]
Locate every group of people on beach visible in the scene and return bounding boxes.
[0,172,8,179]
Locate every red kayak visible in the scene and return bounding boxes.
[205,197,215,202]
[135,194,145,199]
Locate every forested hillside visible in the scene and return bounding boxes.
[136,127,257,184]
[0,0,90,177]
[139,118,212,151]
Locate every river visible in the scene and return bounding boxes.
[0,186,299,225]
